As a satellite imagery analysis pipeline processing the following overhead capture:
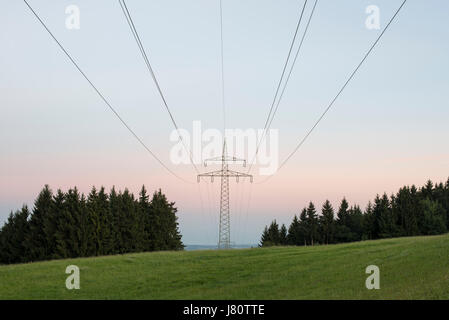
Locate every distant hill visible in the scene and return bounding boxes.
[185,244,257,251]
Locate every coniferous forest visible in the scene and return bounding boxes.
[0,185,184,264]
[260,178,449,247]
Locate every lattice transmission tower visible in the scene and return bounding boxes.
[197,140,253,249]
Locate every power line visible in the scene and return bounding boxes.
[119,0,179,134]
[247,0,309,174]
[235,176,247,245]
[119,0,201,176]
[265,0,319,135]
[23,0,192,184]
[219,0,226,134]
[197,182,214,244]
[258,0,407,184]
[241,179,253,244]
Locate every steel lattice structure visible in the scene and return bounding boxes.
[198,140,253,249]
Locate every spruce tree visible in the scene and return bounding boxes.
[362,202,375,240]
[86,186,111,256]
[418,199,447,235]
[372,194,382,239]
[118,189,133,252]
[55,188,86,258]
[54,190,73,259]
[347,205,364,241]
[109,187,122,253]
[335,198,352,243]
[87,187,100,255]
[44,189,64,259]
[267,220,280,245]
[260,220,282,247]
[97,186,113,255]
[320,200,335,244]
[25,185,53,261]
[392,186,417,236]
[279,224,288,245]
[433,180,449,229]
[78,192,91,257]
[443,178,449,230]
[299,208,308,246]
[287,215,301,245]
[149,189,184,251]
[259,226,270,247]
[410,185,421,234]
[421,180,434,200]
[377,193,395,238]
[0,206,30,264]
[306,202,319,245]
[139,185,152,251]
[337,198,349,225]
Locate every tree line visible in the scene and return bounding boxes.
[260,178,449,247]
[0,185,184,264]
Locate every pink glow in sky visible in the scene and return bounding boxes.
[1,0,449,244]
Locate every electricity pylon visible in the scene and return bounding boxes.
[197,140,253,249]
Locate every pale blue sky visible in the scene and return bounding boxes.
[1,0,448,244]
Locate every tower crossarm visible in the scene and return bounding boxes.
[197,169,253,183]
[197,170,224,182]
[226,170,253,183]
[203,156,246,167]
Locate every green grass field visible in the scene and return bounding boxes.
[1,234,448,299]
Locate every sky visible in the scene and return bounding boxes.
[1,0,448,245]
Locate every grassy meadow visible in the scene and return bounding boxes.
[0,234,448,299]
